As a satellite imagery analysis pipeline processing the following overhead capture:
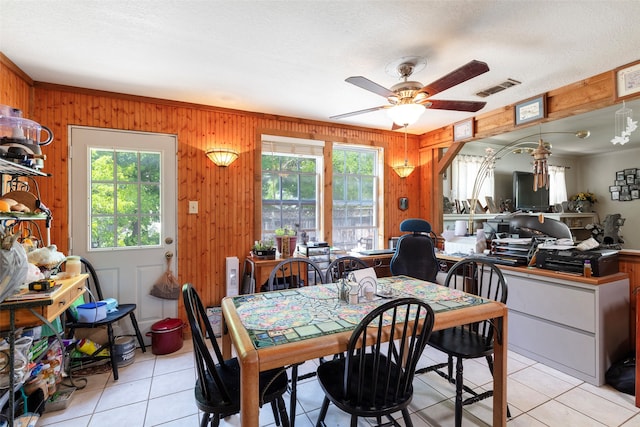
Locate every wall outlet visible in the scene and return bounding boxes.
[188,200,198,214]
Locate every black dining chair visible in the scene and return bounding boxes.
[416,257,510,427]
[389,218,439,282]
[324,255,368,283]
[182,283,290,427]
[315,297,435,427]
[265,257,325,291]
[265,257,327,425]
[58,256,146,381]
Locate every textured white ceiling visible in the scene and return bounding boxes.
[2,0,640,153]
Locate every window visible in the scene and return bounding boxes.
[90,148,161,249]
[451,154,494,206]
[332,145,380,251]
[548,165,568,205]
[261,141,323,241]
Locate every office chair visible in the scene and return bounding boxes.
[390,218,439,282]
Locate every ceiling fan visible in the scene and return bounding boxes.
[331,58,490,129]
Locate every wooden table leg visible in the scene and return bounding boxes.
[239,348,260,427]
[492,311,508,427]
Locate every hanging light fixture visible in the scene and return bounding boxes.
[206,147,239,167]
[393,125,415,178]
[611,101,638,145]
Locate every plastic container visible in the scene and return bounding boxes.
[65,256,81,277]
[45,387,76,412]
[146,318,184,355]
[76,302,107,322]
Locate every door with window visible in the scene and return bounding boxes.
[70,127,177,342]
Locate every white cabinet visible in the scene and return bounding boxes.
[501,268,629,385]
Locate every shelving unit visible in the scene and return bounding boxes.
[0,157,52,422]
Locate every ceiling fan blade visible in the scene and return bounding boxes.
[419,60,490,96]
[330,105,388,120]
[425,99,487,112]
[346,76,395,98]
[391,122,404,131]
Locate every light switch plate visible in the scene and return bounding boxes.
[189,201,198,214]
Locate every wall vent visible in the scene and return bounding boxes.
[476,78,521,98]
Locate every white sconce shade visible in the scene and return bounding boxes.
[387,103,426,126]
[206,148,239,167]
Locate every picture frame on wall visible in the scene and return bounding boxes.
[616,60,640,99]
[611,191,620,200]
[453,118,474,142]
[515,95,546,125]
[616,171,625,181]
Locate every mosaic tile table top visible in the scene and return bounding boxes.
[229,275,489,349]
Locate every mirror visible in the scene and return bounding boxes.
[444,99,640,248]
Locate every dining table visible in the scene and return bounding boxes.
[221,275,508,427]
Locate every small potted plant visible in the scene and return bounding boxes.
[251,239,276,260]
[274,225,297,258]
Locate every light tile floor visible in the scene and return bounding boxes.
[34,339,640,426]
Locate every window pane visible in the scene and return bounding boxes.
[332,150,345,173]
[262,173,280,200]
[300,175,316,200]
[345,151,360,174]
[117,215,139,247]
[140,215,161,245]
[117,184,139,214]
[91,217,115,248]
[346,175,360,200]
[360,152,375,174]
[91,183,115,214]
[140,152,160,182]
[362,177,374,201]
[281,156,298,171]
[333,175,345,201]
[141,184,160,213]
[116,151,138,182]
[91,150,114,181]
[281,175,299,200]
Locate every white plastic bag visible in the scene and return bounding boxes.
[0,239,29,302]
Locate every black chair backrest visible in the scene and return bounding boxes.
[344,297,435,409]
[324,256,368,283]
[390,219,439,282]
[53,256,105,301]
[182,283,231,404]
[444,258,508,342]
[266,257,325,291]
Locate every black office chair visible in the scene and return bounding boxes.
[390,218,439,282]
[59,257,146,381]
[416,257,510,427]
[182,283,289,427]
[265,257,325,291]
[315,297,435,427]
[324,256,368,283]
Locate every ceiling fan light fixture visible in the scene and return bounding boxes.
[387,103,425,126]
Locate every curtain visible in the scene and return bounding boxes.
[548,165,568,205]
[452,155,494,209]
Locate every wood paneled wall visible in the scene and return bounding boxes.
[1,57,425,311]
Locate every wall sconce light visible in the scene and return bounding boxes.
[392,125,415,178]
[206,147,239,167]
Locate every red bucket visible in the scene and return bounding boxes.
[146,318,185,355]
